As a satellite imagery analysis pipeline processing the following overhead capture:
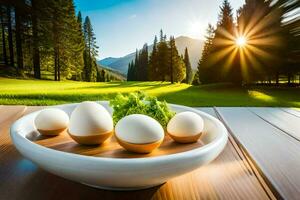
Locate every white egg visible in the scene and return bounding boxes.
[167,111,204,143]
[68,101,113,145]
[115,114,164,153]
[34,108,69,136]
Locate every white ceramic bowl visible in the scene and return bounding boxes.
[10,102,228,191]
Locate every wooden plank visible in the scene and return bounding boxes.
[200,107,275,199]
[196,107,217,117]
[216,107,300,199]
[249,107,300,141]
[0,106,26,155]
[0,106,273,200]
[282,108,300,118]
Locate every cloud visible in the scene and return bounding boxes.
[129,14,137,19]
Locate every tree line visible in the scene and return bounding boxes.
[128,0,299,86]
[194,0,300,86]
[0,0,120,82]
[127,30,193,84]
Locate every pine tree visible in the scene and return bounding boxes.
[149,30,186,82]
[101,69,106,82]
[96,68,101,82]
[83,16,98,82]
[75,11,85,80]
[169,36,175,83]
[184,47,193,84]
[67,7,85,80]
[198,24,215,84]
[39,0,85,81]
[0,6,8,66]
[127,53,138,81]
[0,0,97,81]
[32,0,41,79]
[7,6,14,67]
[169,36,185,83]
[217,0,236,83]
[157,30,169,81]
[206,0,236,83]
[33,0,55,77]
[160,29,164,43]
[149,36,158,81]
[133,49,138,80]
[105,73,110,82]
[137,43,148,81]
[192,71,200,85]
[217,0,235,34]
[127,43,149,81]
[237,0,282,84]
[127,61,133,81]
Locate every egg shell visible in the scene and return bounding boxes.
[34,108,69,135]
[167,111,204,138]
[69,101,113,137]
[115,114,164,144]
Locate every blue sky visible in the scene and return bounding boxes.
[74,0,245,59]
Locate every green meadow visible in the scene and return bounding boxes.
[1,78,300,107]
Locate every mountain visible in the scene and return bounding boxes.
[98,36,204,75]
[99,57,119,66]
[174,36,204,69]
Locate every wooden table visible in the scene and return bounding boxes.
[1,106,300,200]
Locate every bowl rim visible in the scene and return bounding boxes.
[10,102,228,164]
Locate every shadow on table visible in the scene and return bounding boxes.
[14,169,163,200]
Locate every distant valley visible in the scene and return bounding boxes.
[98,36,204,75]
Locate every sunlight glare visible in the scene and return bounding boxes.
[248,91,275,102]
[187,21,204,39]
[236,36,247,47]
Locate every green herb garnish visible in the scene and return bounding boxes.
[109,92,175,128]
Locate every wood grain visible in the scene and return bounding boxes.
[216,107,300,199]
[0,106,274,200]
[0,106,26,156]
[249,107,300,141]
[281,108,300,118]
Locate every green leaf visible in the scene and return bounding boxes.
[109,92,175,128]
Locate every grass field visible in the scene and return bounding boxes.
[0,77,300,107]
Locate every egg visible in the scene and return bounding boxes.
[167,111,204,143]
[115,114,164,153]
[68,101,113,145]
[34,108,69,136]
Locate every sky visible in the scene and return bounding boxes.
[74,0,245,59]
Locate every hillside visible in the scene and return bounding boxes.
[97,65,126,81]
[98,36,204,75]
[99,57,119,66]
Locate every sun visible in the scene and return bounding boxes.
[236,36,247,47]
[187,21,204,39]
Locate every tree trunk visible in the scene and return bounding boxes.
[287,73,291,86]
[57,47,60,81]
[54,49,58,81]
[53,17,58,81]
[275,72,279,86]
[32,0,41,79]
[15,8,23,70]
[88,42,91,82]
[7,6,14,67]
[170,47,174,84]
[0,7,8,65]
